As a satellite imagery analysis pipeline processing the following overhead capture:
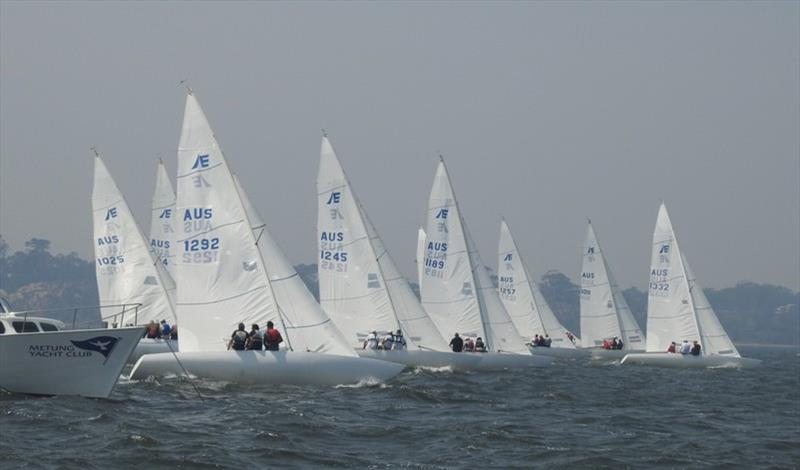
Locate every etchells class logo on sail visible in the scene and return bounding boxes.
[191,154,212,187]
[71,336,121,364]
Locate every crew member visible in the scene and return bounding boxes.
[228,322,248,351]
[392,330,407,351]
[363,331,379,350]
[246,324,263,350]
[449,333,463,352]
[264,321,283,351]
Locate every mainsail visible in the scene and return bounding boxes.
[316,136,447,350]
[646,204,739,357]
[149,159,177,278]
[235,175,355,357]
[580,221,645,349]
[174,92,278,352]
[92,153,176,326]
[420,159,528,353]
[498,220,576,348]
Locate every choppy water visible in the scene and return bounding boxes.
[1,346,798,469]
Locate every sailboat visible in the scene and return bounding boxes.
[580,220,646,360]
[130,91,403,385]
[419,158,552,368]
[149,159,177,279]
[316,135,481,370]
[497,220,585,358]
[621,204,760,368]
[92,152,178,361]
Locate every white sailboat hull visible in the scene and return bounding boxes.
[620,352,761,368]
[129,338,178,363]
[357,349,484,370]
[129,350,405,385]
[472,352,554,369]
[526,345,589,359]
[588,349,642,361]
[0,327,143,398]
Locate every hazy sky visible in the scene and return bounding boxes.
[1,1,798,291]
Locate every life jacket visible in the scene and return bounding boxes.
[475,340,486,352]
[393,336,406,351]
[381,335,394,350]
[232,330,248,350]
[265,328,283,350]
[365,334,378,349]
[248,331,263,350]
[161,324,171,336]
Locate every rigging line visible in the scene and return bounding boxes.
[164,339,204,402]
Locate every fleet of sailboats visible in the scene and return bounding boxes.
[129,91,404,384]
[81,89,761,393]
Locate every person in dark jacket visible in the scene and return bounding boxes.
[228,323,248,351]
[690,341,701,356]
[449,333,463,352]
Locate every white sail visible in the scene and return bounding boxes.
[92,154,176,327]
[149,159,177,278]
[416,227,426,287]
[580,221,645,349]
[646,204,700,352]
[175,92,278,352]
[316,136,447,351]
[234,175,356,357]
[498,220,576,348]
[683,252,739,357]
[420,159,527,353]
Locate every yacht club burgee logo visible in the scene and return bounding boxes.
[70,336,121,364]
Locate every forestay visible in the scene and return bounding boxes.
[92,154,176,326]
[498,220,575,348]
[235,175,356,357]
[175,92,277,352]
[420,159,528,353]
[316,136,446,351]
[149,159,177,278]
[580,221,644,349]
